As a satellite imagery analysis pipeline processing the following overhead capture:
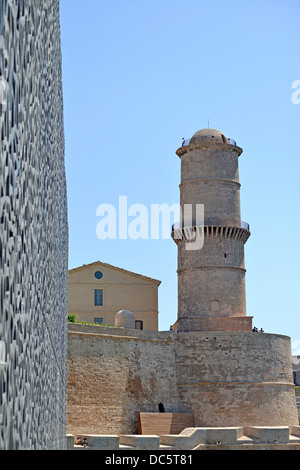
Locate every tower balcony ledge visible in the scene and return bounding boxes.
[176,140,243,158]
[172,221,250,231]
[171,222,250,245]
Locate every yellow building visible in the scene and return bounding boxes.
[68,261,161,330]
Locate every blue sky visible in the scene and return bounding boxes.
[59,0,300,349]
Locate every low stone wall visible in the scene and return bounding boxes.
[67,426,300,450]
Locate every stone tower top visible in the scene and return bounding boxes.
[178,128,242,158]
[190,128,229,144]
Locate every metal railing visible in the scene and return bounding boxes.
[172,221,250,231]
[181,137,237,147]
[241,221,250,231]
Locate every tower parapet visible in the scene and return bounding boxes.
[172,128,252,332]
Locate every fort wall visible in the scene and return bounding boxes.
[67,324,178,436]
[176,331,298,427]
[67,324,298,436]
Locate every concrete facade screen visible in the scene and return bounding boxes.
[0,0,68,450]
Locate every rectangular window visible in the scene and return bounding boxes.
[135,320,143,330]
[94,289,103,306]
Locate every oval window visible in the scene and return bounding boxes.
[94,271,103,280]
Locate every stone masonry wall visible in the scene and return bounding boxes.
[67,325,299,436]
[179,145,242,227]
[67,324,178,436]
[177,268,246,317]
[175,331,298,427]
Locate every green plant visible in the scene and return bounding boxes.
[68,314,77,323]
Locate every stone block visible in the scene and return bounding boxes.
[161,427,244,447]
[205,427,244,445]
[77,434,120,450]
[246,426,290,443]
[160,428,206,449]
[67,435,75,450]
[290,426,300,437]
[119,435,160,450]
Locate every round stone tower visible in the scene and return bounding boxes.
[172,128,252,332]
[170,127,299,427]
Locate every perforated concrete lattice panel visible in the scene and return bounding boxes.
[0,0,68,449]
